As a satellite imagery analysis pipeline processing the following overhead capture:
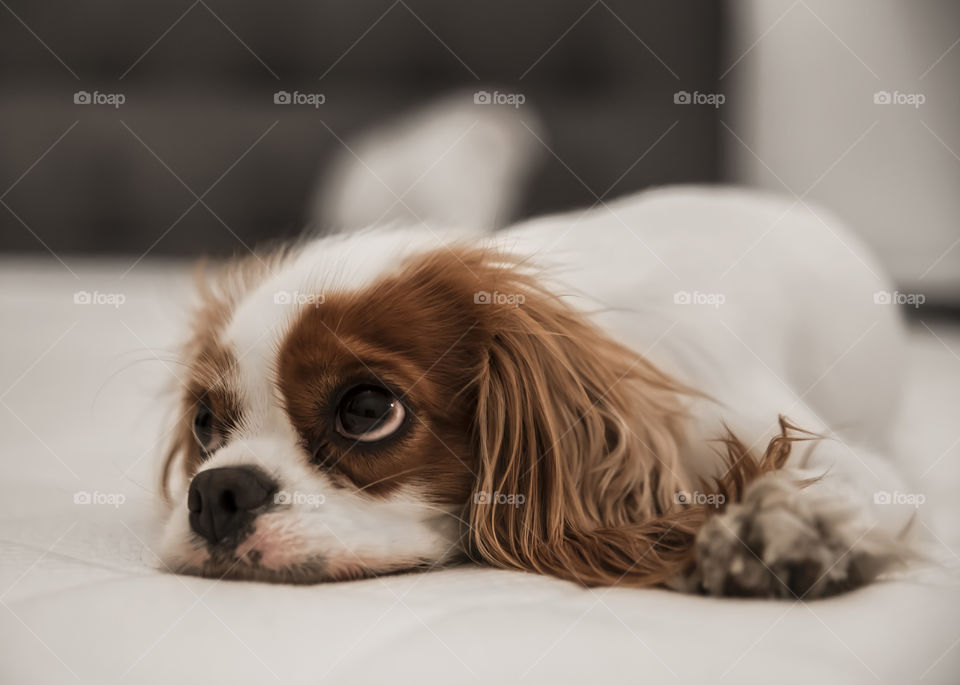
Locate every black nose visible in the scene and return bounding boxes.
[187,467,276,545]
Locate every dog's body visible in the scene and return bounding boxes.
[158,186,916,597]
[480,185,914,596]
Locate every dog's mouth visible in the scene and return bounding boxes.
[184,558,454,586]
[159,485,465,585]
[168,529,441,584]
[173,553,440,584]
[174,555,373,584]
[168,527,359,584]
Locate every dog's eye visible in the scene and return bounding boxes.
[192,403,216,453]
[335,385,405,442]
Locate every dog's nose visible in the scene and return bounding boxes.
[187,467,276,545]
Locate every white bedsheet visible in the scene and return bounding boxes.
[1,258,958,684]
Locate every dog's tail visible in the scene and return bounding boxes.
[309,91,543,235]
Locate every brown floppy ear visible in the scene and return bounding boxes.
[460,255,806,587]
[463,265,713,587]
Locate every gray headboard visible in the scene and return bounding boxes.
[0,0,724,256]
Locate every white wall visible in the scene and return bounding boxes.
[726,0,960,300]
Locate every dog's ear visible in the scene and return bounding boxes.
[464,272,710,587]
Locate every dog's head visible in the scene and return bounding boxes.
[157,228,701,584]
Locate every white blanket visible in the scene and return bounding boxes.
[1,257,958,684]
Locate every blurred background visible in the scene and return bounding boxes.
[0,0,957,305]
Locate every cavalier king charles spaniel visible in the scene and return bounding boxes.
[157,186,916,598]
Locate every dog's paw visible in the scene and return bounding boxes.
[693,474,899,599]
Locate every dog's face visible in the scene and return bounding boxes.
[158,228,698,585]
[158,231,488,582]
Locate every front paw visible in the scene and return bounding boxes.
[693,475,897,599]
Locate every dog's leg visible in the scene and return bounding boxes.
[684,411,919,598]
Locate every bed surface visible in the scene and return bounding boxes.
[1,258,958,684]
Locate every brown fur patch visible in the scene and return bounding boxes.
[275,253,488,500]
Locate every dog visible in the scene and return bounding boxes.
[156,185,917,597]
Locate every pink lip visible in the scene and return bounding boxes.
[234,518,306,571]
[225,519,375,580]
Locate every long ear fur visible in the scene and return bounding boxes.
[463,256,800,587]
